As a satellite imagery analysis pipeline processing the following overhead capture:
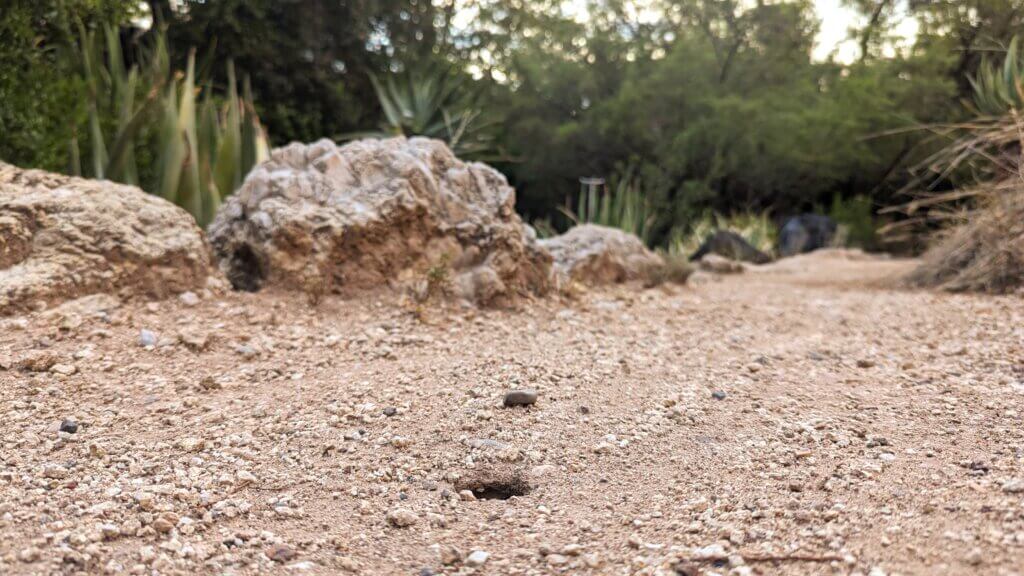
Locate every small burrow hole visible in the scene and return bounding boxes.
[455,471,531,501]
[227,245,265,292]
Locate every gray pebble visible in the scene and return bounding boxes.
[504,388,538,407]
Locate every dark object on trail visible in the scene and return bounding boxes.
[689,230,772,264]
[778,214,837,257]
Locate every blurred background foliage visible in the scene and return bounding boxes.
[2,0,1023,247]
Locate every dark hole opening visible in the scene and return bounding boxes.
[455,472,531,501]
[227,245,264,292]
[473,482,529,500]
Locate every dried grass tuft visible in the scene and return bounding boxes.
[888,112,1024,293]
[907,180,1024,293]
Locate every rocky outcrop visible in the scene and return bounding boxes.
[207,138,551,306]
[540,224,663,285]
[0,163,212,315]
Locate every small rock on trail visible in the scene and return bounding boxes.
[503,388,538,407]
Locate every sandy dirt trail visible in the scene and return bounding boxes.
[1,252,1023,576]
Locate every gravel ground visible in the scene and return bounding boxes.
[1,252,1023,576]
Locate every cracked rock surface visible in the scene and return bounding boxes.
[207,137,551,306]
[0,163,212,315]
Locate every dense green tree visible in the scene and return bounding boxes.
[163,0,450,144]
[0,0,139,171]
[0,0,1008,245]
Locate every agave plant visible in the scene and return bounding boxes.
[68,21,170,184]
[67,22,269,226]
[969,35,1024,116]
[560,168,656,245]
[364,69,498,159]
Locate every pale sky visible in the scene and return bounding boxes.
[814,0,919,62]
[550,0,919,64]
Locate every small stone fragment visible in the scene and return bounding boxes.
[139,329,158,347]
[711,390,727,400]
[179,291,200,306]
[267,544,297,563]
[546,554,568,566]
[1001,478,1024,493]
[152,517,174,533]
[50,363,77,376]
[59,419,79,434]
[42,464,68,479]
[178,330,210,352]
[504,388,538,407]
[387,507,419,527]
[440,545,463,565]
[199,375,222,390]
[465,550,489,567]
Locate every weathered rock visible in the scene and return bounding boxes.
[539,224,663,285]
[0,163,212,315]
[778,214,837,258]
[689,230,771,264]
[207,137,551,306]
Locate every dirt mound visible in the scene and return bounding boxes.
[908,188,1024,293]
[0,163,212,315]
[539,224,663,285]
[208,138,551,306]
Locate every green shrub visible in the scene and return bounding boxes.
[668,210,776,257]
[829,194,878,250]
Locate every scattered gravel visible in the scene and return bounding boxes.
[0,254,1021,575]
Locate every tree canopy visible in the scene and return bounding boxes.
[2,0,1022,243]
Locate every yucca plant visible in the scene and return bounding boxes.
[561,169,656,244]
[68,21,170,184]
[66,22,269,226]
[362,69,498,159]
[969,35,1024,116]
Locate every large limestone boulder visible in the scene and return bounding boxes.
[0,163,213,315]
[540,224,663,285]
[207,137,551,305]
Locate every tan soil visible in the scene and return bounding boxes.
[2,252,1023,576]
